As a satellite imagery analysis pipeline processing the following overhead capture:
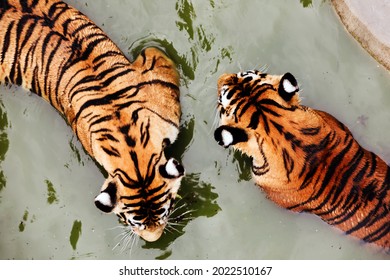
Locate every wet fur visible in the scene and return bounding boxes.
[0,0,184,242]
[215,70,390,249]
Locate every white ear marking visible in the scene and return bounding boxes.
[283,78,297,94]
[166,158,180,177]
[221,129,233,147]
[95,192,112,207]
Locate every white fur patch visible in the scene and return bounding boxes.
[221,129,233,147]
[166,158,180,177]
[283,79,297,94]
[237,70,257,78]
[238,71,258,80]
[95,192,112,207]
[220,85,230,108]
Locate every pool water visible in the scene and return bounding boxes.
[0,0,389,259]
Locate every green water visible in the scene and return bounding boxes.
[0,0,389,259]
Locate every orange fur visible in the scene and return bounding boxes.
[215,70,390,249]
[0,0,184,242]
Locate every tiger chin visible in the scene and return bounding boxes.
[214,70,390,249]
[0,0,184,243]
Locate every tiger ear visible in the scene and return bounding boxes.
[214,125,248,148]
[278,72,299,101]
[159,158,185,179]
[94,181,117,213]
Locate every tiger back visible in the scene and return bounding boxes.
[214,70,390,249]
[0,0,185,242]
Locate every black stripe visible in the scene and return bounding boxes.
[367,152,377,177]
[300,127,320,136]
[74,80,178,125]
[327,195,360,225]
[92,51,123,64]
[328,147,365,205]
[99,68,135,87]
[270,120,284,134]
[20,0,32,13]
[48,1,68,21]
[1,20,14,64]
[130,151,144,183]
[31,67,41,96]
[0,1,12,10]
[97,133,119,143]
[88,115,113,129]
[289,136,354,210]
[44,34,63,104]
[74,36,107,62]
[18,16,38,50]
[141,120,151,148]
[102,146,120,157]
[127,182,165,199]
[247,110,262,130]
[113,169,138,187]
[345,202,384,235]
[363,221,390,243]
[251,83,274,100]
[68,67,131,102]
[142,55,156,74]
[298,161,321,190]
[282,148,294,182]
[70,21,94,37]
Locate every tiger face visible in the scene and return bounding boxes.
[95,155,184,242]
[92,112,185,242]
[214,70,308,188]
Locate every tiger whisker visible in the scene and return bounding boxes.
[164,226,174,234]
[167,221,186,227]
[108,225,127,231]
[174,216,193,221]
[174,209,196,217]
[237,61,243,73]
[258,64,269,73]
[121,230,139,254]
[166,223,182,234]
[169,203,187,216]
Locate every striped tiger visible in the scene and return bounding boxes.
[0,0,185,242]
[214,70,390,249]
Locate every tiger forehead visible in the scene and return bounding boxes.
[218,71,281,90]
[218,71,279,100]
[237,70,268,79]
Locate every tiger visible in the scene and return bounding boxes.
[0,0,185,242]
[214,70,390,249]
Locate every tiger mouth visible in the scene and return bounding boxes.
[132,224,165,242]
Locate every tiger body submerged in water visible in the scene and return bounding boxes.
[0,0,184,242]
[214,70,390,248]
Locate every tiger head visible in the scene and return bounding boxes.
[94,151,184,243]
[88,47,185,242]
[214,70,316,187]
